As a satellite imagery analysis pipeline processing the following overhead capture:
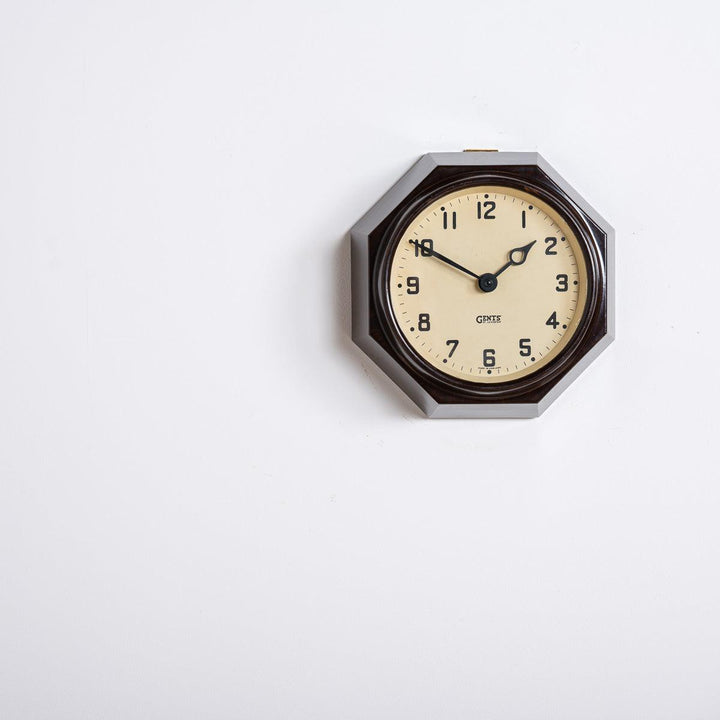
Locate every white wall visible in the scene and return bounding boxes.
[1,1,718,718]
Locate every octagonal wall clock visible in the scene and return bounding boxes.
[350,151,614,418]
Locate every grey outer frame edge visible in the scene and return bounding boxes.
[350,151,615,418]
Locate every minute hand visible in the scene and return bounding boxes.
[409,239,480,281]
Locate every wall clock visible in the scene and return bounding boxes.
[350,151,614,418]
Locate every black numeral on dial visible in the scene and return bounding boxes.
[414,239,433,257]
[477,201,496,219]
[442,208,456,230]
[555,274,568,292]
[483,349,496,367]
[519,338,532,357]
[546,311,560,329]
[446,339,459,357]
[418,313,431,331]
[406,276,420,294]
[545,237,558,255]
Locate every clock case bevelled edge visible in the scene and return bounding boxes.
[350,151,614,418]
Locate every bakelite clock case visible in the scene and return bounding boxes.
[350,152,614,418]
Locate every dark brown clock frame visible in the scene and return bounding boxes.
[350,152,614,418]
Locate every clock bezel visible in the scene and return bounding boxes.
[371,171,606,401]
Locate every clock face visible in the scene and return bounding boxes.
[388,185,589,384]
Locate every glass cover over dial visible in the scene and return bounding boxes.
[388,185,589,383]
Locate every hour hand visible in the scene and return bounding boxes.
[493,240,537,278]
[477,240,537,293]
[408,239,480,281]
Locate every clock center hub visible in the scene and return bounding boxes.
[478,273,498,293]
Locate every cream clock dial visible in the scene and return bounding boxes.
[388,186,589,384]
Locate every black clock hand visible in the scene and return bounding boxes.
[477,240,537,293]
[493,240,537,277]
[408,239,481,281]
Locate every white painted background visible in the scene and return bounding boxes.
[1,1,719,718]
